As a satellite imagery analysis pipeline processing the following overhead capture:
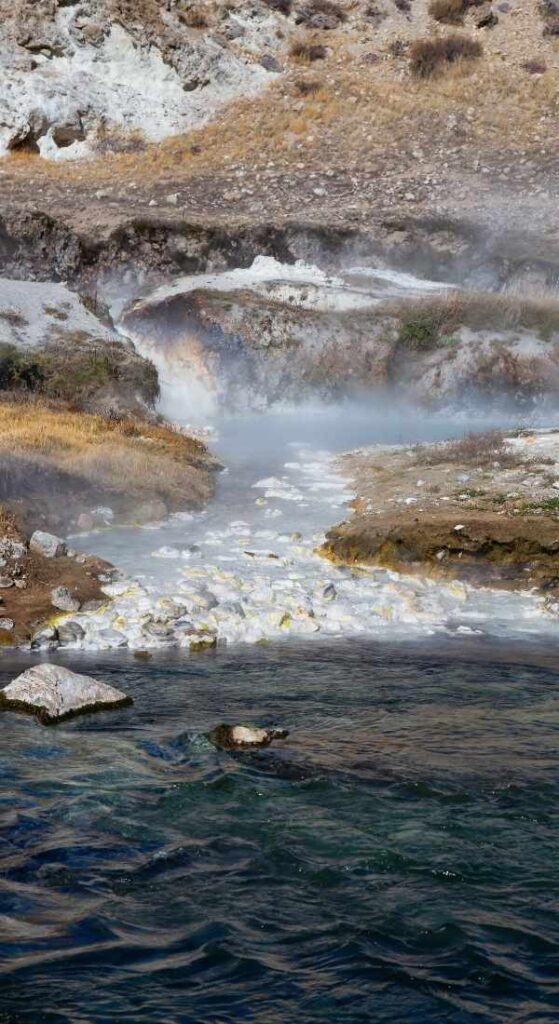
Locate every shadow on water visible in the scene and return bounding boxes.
[1,636,559,1023]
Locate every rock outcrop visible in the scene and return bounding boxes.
[0,663,132,723]
[0,0,277,158]
[121,263,559,412]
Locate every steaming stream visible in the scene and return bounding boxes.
[66,259,559,649]
[3,261,559,1024]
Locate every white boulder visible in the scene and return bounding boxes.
[208,724,289,749]
[30,531,66,559]
[0,664,132,723]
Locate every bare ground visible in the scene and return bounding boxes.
[321,430,559,596]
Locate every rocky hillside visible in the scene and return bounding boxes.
[0,0,556,286]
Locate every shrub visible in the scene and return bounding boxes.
[522,59,547,73]
[398,317,439,350]
[290,40,327,59]
[177,5,209,26]
[429,0,467,22]
[543,15,559,33]
[0,344,44,391]
[409,34,483,77]
[294,76,322,94]
[263,0,292,12]
[295,0,347,29]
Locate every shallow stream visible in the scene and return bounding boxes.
[2,261,559,1022]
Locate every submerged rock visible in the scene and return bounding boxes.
[208,724,289,750]
[0,664,132,724]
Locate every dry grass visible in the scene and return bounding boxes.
[429,0,467,23]
[416,429,524,468]
[387,290,559,346]
[0,401,214,504]
[290,40,327,60]
[409,35,483,78]
[4,27,558,198]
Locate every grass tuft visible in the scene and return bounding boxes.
[409,34,483,77]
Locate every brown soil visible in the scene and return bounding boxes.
[321,430,559,595]
[0,510,110,646]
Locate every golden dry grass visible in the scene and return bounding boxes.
[0,401,215,504]
[5,44,556,191]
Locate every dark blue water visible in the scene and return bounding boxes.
[1,638,558,1023]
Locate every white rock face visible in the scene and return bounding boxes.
[0,279,113,350]
[30,531,66,559]
[0,664,132,723]
[0,13,272,159]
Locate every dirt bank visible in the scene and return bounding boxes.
[0,508,111,646]
[322,430,559,597]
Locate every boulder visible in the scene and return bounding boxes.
[475,4,498,26]
[57,620,86,645]
[30,531,66,559]
[50,586,81,613]
[208,724,289,750]
[0,664,132,724]
[31,626,59,649]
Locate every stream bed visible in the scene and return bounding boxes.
[1,638,559,1023]
[2,261,559,1021]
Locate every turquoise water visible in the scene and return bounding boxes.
[1,638,558,1023]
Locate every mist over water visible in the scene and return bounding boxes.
[3,260,559,1023]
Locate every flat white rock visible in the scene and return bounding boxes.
[0,664,132,723]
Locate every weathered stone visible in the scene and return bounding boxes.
[76,513,95,531]
[57,620,86,645]
[208,724,289,749]
[31,625,59,649]
[50,586,80,613]
[133,499,168,524]
[30,531,66,559]
[81,598,106,612]
[0,617,14,631]
[0,576,14,588]
[0,664,132,723]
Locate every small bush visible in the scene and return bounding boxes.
[543,15,559,33]
[178,5,209,27]
[389,38,407,56]
[263,0,292,12]
[294,76,322,94]
[0,344,44,391]
[440,430,516,467]
[429,0,466,22]
[290,40,327,59]
[398,317,439,350]
[296,0,347,29]
[0,308,29,329]
[409,34,482,77]
[522,59,547,73]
